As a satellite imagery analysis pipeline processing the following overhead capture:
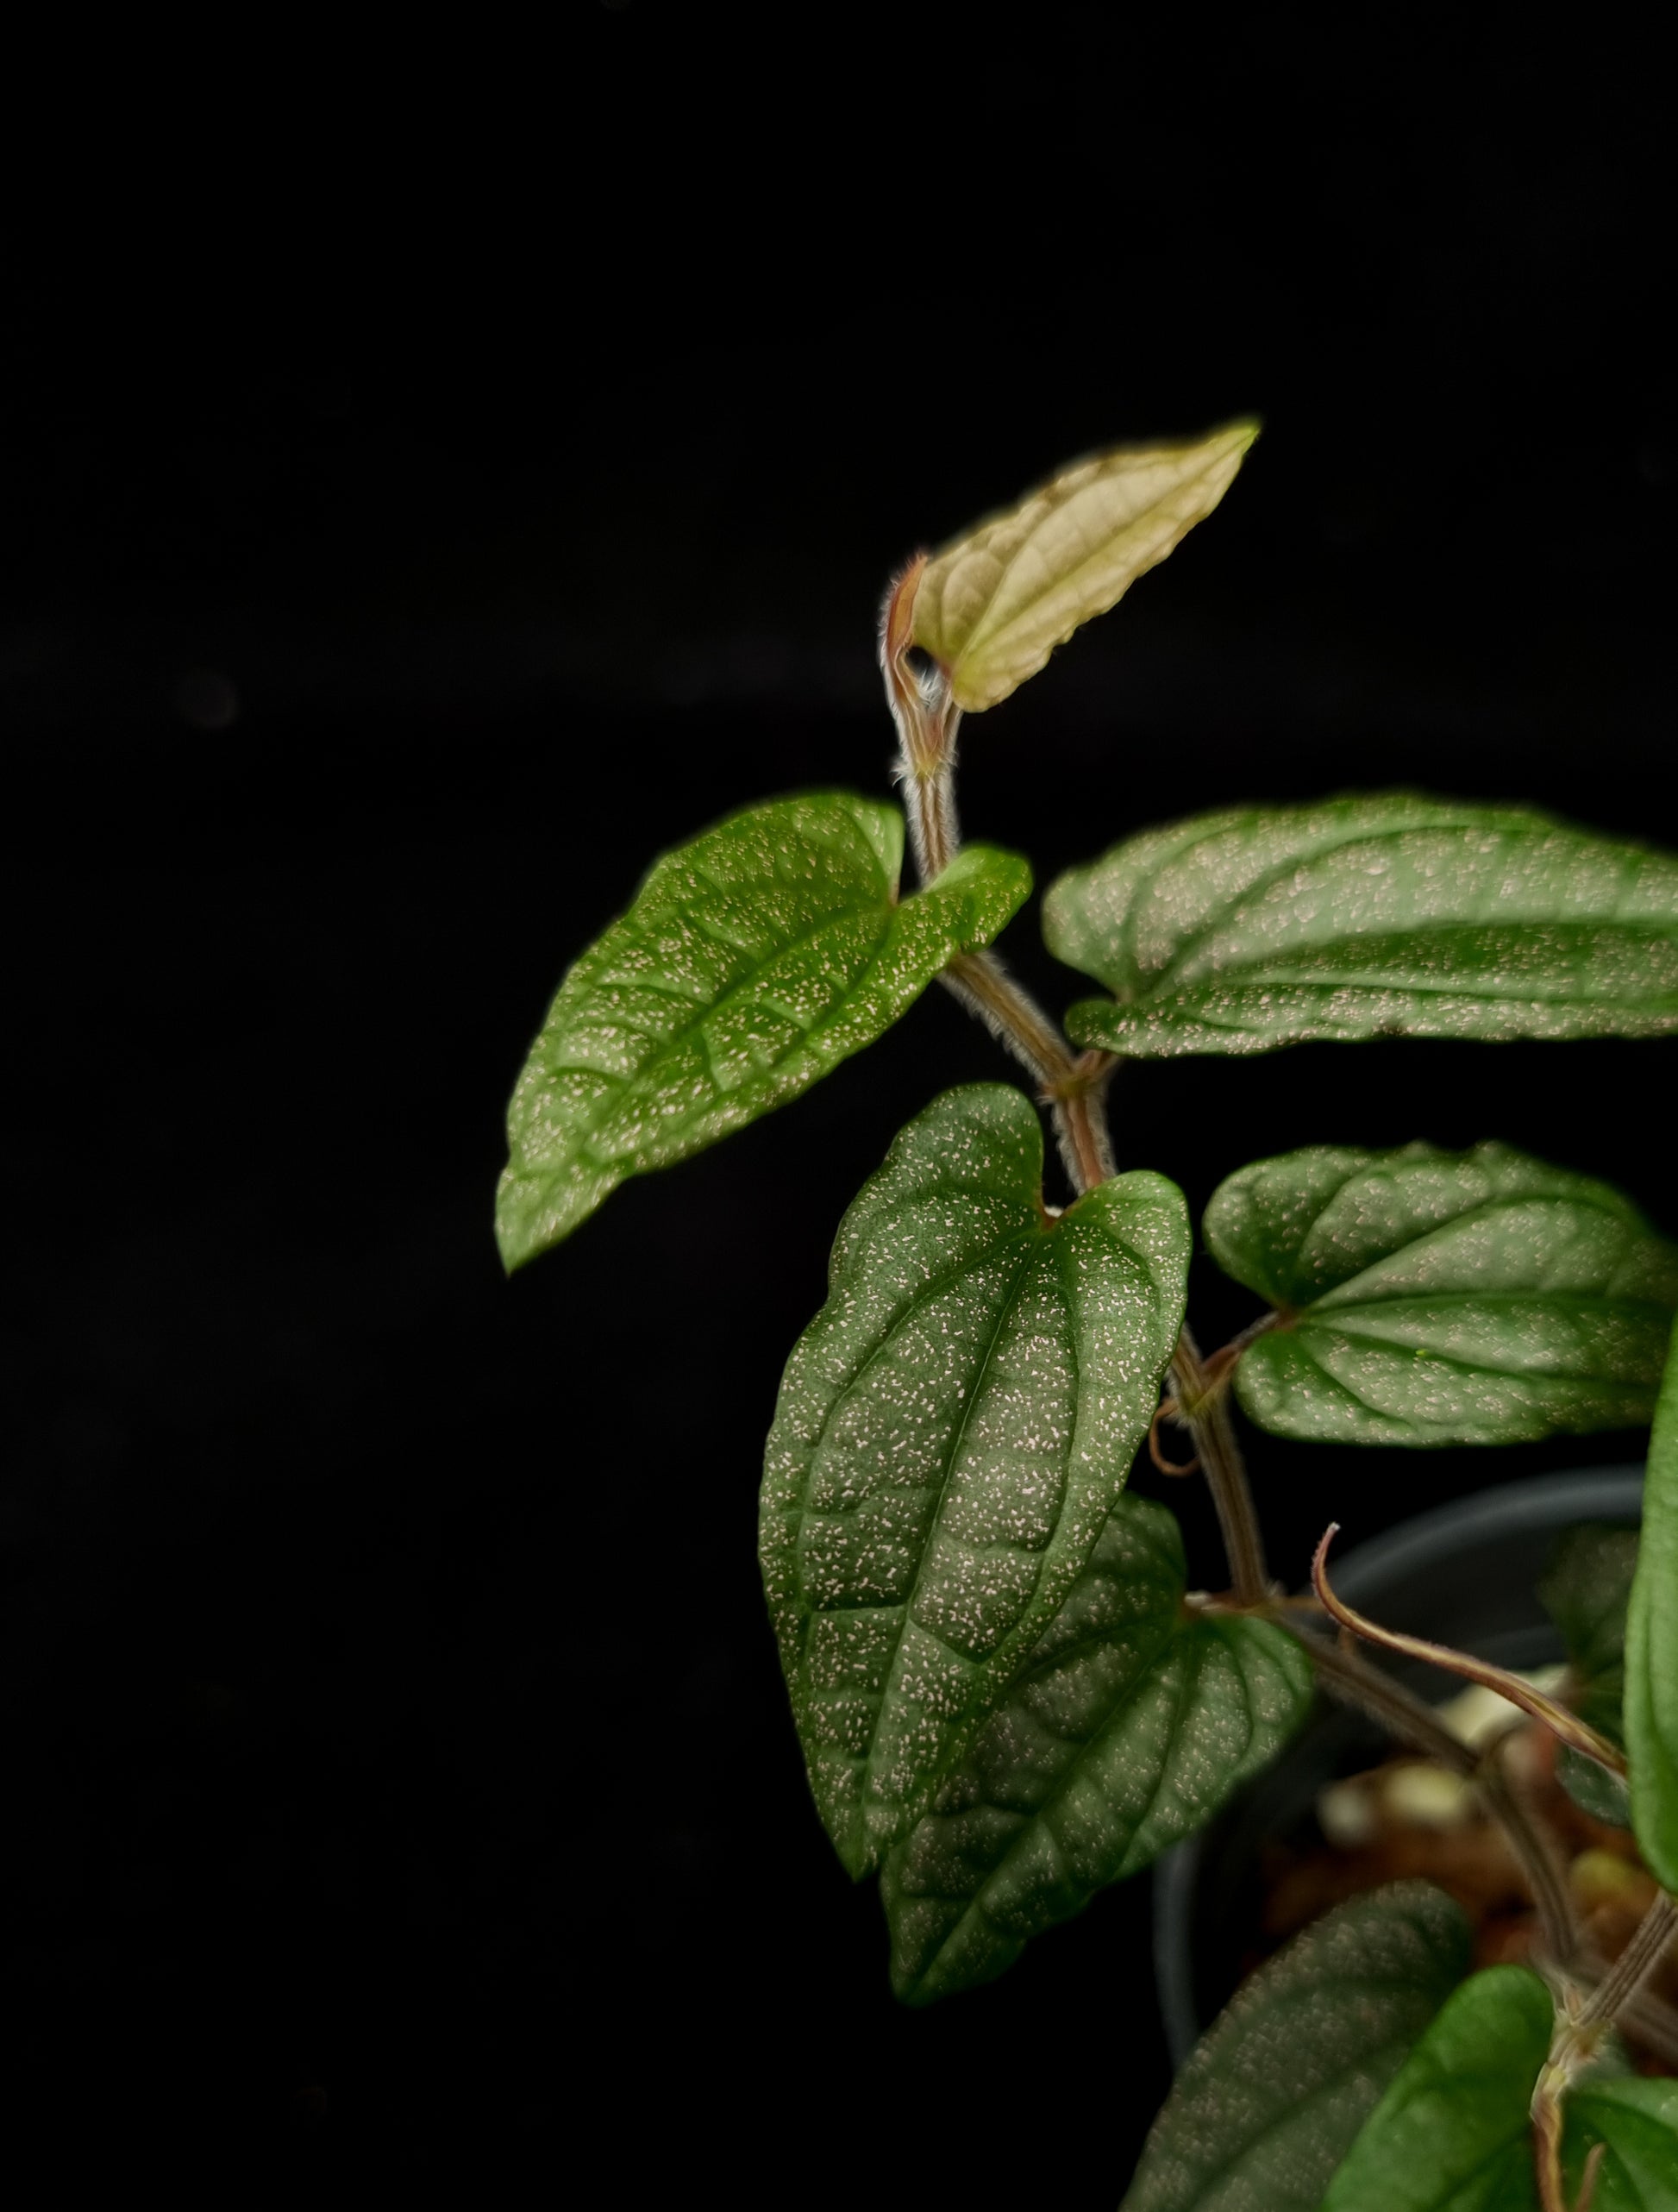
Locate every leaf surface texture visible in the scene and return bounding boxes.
[1044,795,1678,1059]
[760,1085,1190,1875]
[911,423,1257,713]
[1122,1882,1470,2211]
[497,793,1030,1264]
[1205,1143,1678,1445]
[882,1493,1310,2002]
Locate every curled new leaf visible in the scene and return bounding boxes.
[760,1085,1190,1877]
[1626,1316,1678,1892]
[1122,1883,1470,2212]
[1205,1143,1678,1445]
[1043,793,1678,1058]
[910,422,1257,714]
[882,1493,1311,2003]
[496,793,1030,1268]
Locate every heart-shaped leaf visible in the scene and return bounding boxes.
[882,1493,1311,2003]
[1564,2077,1678,2209]
[497,793,1030,1267]
[760,1085,1190,1877]
[1318,1964,1554,2210]
[1627,1316,1678,1891]
[910,422,1257,714]
[1539,1526,1637,1826]
[1205,1143,1678,1445]
[1122,1882,1470,2212]
[1043,794,1678,1058]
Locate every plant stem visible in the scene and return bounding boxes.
[1575,1889,1677,2033]
[880,565,1120,1197]
[1289,1624,1580,1964]
[1172,1325,1269,1606]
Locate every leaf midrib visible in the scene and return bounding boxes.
[858,1240,1042,1820]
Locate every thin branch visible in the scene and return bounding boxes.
[1575,1889,1678,2033]
[1172,1325,1268,1605]
[1287,1623,1580,1964]
[1312,1526,1627,1780]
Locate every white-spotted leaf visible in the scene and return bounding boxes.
[882,1492,1311,2002]
[760,1085,1190,1877]
[1122,1883,1471,2212]
[911,422,1258,714]
[497,793,1030,1267]
[1205,1143,1678,1445]
[1044,794,1678,1058]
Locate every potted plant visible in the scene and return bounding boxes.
[492,426,1678,2206]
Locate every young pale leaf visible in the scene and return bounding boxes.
[1564,2078,1678,2210]
[1318,1964,1553,2210]
[1121,1882,1470,2212]
[760,1085,1190,1877]
[1042,794,1678,1059]
[1539,1526,1637,1826]
[882,1494,1310,2003]
[910,422,1257,714]
[1205,1143,1678,1446]
[496,794,1030,1268]
[1626,1316,1678,1891]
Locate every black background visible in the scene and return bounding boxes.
[4,3,1674,2188]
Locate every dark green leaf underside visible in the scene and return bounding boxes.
[1122,1882,1471,2212]
[1627,1316,1678,1890]
[1207,1143,1678,1445]
[497,793,1030,1267]
[1043,794,1678,1059]
[761,1085,1191,1877]
[883,1494,1311,2002]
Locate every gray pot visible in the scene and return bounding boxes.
[1151,1466,1646,2068]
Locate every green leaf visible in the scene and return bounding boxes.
[1204,1142,1678,1445]
[1121,1882,1471,2212]
[760,1085,1190,1877]
[910,421,1257,714]
[882,1493,1311,2003]
[1539,1526,1637,1826]
[1564,2078,1678,2210]
[1042,794,1678,1059]
[496,793,1030,1267]
[1318,1964,1552,2211]
[1627,1315,1678,1890]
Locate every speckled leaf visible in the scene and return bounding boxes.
[1122,1882,1470,2212]
[911,422,1257,714]
[1563,2078,1678,2210]
[1539,1525,1637,1825]
[1319,1964,1553,2210]
[1043,794,1678,1058]
[760,1085,1190,1877]
[882,1494,1311,2002]
[496,793,1030,1267]
[1627,1317,1678,1890]
[1205,1143,1678,1445]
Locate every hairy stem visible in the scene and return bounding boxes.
[1172,1325,1269,1605]
[880,562,1119,1195]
